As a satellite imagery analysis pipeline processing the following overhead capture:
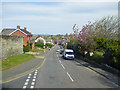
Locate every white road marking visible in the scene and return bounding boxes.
[32,79,36,82]
[30,86,34,89]
[61,64,65,69]
[29,74,32,76]
[34,73,37,76]
[67,72,74,82]
[28,76,31,79]
[35,70,38,72]
[33,76,36,78]
[24,82,28,85]
[59,60,61,63]
[23,86,27,89]
[35,72,38,74]
[31,82,35,85]
[26,79,29,82]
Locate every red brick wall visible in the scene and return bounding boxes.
[11,30,32,46]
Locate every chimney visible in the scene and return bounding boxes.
[24,27,27,30]
[17,25,20,29]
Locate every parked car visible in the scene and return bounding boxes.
[63,49,74,60]
[56,49,60,52]
[59,45,63,49]
[60,49,64,54]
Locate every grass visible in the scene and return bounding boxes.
[1,54,35,71]
[31,49,44,52]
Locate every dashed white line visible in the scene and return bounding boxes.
[32,79,36,82]
[67,72,74,82]
[59,60,61,63]
[34,73,37,76]
[61,64,65,69]
[30,86,34,89]
[28,76,31,79]
[33,76,37,79]
[24,82,28,85]
[26,79,30,82]
[23,86,27,89]
[31,82,35,85]
[29,74,32,76]
[35,72,38,74]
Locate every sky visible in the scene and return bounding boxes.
[0,0,118,35]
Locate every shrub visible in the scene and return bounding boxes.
[46,43,53,48]
[23,45,30,52]
[35,43,44,49]
[23,42,31,52]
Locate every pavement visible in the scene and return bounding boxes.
[75,57,120,86]
[1,49,48,84]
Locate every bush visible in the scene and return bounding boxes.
[23,42,31,52]
[46,43,53,48]
[94,37,120,70]
[35,43,44,49]
[85,51,104,64]
[35,42,54,49]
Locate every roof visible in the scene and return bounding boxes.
[1,29,16,35]
[1,28,32,36]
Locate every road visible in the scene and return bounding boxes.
[2,45,119,88]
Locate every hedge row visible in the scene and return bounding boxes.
[35,42,54,49]
[67,37,120,70]
[94,37,120,70]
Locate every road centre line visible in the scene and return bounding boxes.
[61,64,65,69]
[59,60,61,63]
[67,72,74,82]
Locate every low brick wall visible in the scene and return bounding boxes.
[0,35,23,59]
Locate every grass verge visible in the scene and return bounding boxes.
[31,49,44,52]
[1,54,35,71]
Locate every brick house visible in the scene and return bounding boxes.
[1,25,34,50]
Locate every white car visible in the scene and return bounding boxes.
[56,49,60,52]
[63,49,74,60]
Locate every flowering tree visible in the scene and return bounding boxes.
[69,16,119,54]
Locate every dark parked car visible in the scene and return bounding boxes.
[60,50,64,54]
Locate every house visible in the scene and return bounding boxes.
[35,36,46,45]
[55,40,60,44]
[1,25,34,49]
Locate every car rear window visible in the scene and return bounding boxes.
[66,52,74,55]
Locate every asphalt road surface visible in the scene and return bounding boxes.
[2,45,119,89]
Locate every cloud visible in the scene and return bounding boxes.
[2,2,118,35]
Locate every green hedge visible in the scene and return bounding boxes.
[67,37,120,70]
[35,43,44,48]
[35,42,54,49]
[94,37,120,70]
[23,42,31,52]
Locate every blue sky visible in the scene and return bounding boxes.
[1,1,118,35]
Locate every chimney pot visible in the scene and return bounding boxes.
[24,27,26,30]
[17,25,20,29]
